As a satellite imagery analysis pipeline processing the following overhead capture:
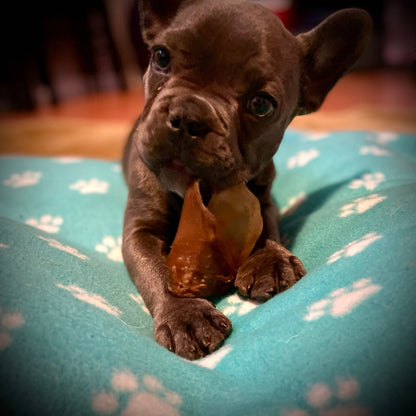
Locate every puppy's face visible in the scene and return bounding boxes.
[134,2,302,197]
[133,1,371,197]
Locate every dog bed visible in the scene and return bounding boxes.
[1,129,415,415]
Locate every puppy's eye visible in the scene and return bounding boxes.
[152,47,171,71]
[249,93,276,118]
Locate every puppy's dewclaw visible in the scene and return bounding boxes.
[167,181,263,298]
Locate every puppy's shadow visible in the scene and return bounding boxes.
[277,177,354,250]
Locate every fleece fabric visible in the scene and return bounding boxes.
[0,129,415,415]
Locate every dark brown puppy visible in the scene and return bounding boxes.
[122,0,372,360]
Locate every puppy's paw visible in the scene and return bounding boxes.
[154,297,232,360]
[235,240,306,301]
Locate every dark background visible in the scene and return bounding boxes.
[1,0,415,113]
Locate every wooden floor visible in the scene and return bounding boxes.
[0,68,415,161]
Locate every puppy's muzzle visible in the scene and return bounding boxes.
[166,94,220,139]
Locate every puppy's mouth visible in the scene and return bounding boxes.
[159,159,197,197]
[168,159,195,183]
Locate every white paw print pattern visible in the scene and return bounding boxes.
[129,293,150,315]
[327,232,382,264]
[53,157,83,164]
[112,164,122,173]
[95,236,123,262]
[38,235,90,260]
[3,171,42,188]
[222,293,259,316]
[70,178,109,194]
[92,370,182,416]
[287,149,319,169]
[303,131,330,141]
[304,278,382,321]
[196,344,233,369]
[368,131,398,146]
[57,284,122,317]
[281,378,371,416]
[339,194,387,218]
[0,306,25,351]
[281,191,307,216]
[26,215,63,233]
[360,145,391,156]
[349,172,385,191]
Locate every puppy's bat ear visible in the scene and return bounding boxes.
[296,8,372,115]
[138,0,194,44]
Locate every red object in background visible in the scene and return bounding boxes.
[248,0,296,30]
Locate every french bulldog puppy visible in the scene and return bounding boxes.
[122,0,371,359]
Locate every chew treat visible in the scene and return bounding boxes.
[207,183,263,271]
[167,181,263,298]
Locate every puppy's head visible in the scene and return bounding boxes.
[133,0,371,196]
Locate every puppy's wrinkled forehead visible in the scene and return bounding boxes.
[152,2,293,88]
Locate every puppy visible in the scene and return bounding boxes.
[122,0,371,359]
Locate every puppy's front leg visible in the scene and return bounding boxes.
[122,191,232,360]
[235,169,306,301]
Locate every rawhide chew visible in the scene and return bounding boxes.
[167,181,263,298]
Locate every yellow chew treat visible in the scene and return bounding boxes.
[167,181,263,298]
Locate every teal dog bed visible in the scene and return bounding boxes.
[1,129,415,415]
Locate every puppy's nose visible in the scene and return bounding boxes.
[168,95,213,139]
[169,116,211,138]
